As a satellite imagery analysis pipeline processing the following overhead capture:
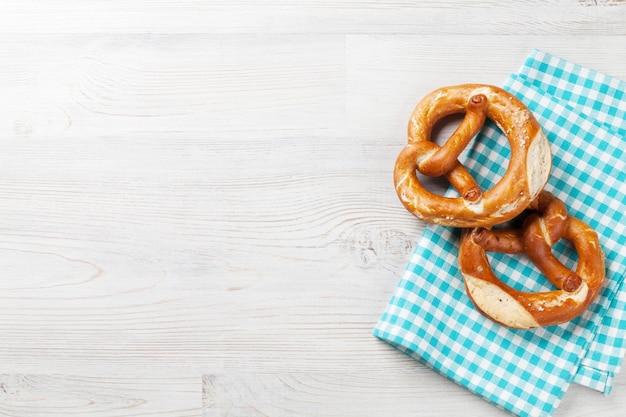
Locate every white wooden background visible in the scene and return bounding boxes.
[0,1,625,416]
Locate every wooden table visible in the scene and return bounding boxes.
[0,2,624,416]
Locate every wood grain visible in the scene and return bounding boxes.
[0,374,199,416]
[0,1,625,34]
[202,371,626,417]
[202,372,502,417]
[0,2,624,416]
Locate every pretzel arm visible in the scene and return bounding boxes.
[411,141,482,202]
[444,162,482,202]
[523,192,580,291]
[523,216,583,292]
[418,94,488,177]
[471,227,524,254]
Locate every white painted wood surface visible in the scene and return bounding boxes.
[0,2,625,416]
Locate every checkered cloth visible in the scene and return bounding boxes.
[374,49,626,417]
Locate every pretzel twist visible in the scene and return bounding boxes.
[394,84,552,227]
[458,191,605,329]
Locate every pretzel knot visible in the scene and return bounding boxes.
[458,191,605,329]
[394,84,552,228]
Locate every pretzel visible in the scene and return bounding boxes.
[394,84,552,227]
[458,191,605,329]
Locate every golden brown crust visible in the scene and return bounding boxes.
[394,84,552,227]
[458,191,605,329]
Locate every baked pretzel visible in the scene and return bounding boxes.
[394,84,552,227]
[458,191,605,329]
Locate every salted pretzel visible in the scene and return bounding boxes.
[394,84,552,227]
[458,191,605,329]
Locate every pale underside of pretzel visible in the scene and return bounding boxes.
[394,84,552,228]
[458,191,605,329]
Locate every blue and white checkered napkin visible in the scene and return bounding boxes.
[374,49,626,417]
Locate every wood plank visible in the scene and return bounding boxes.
[0,1,624,35]
[0,374,199,417]
[0,34,345,140]
[202,369,626,417]
[202,371,503,417]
